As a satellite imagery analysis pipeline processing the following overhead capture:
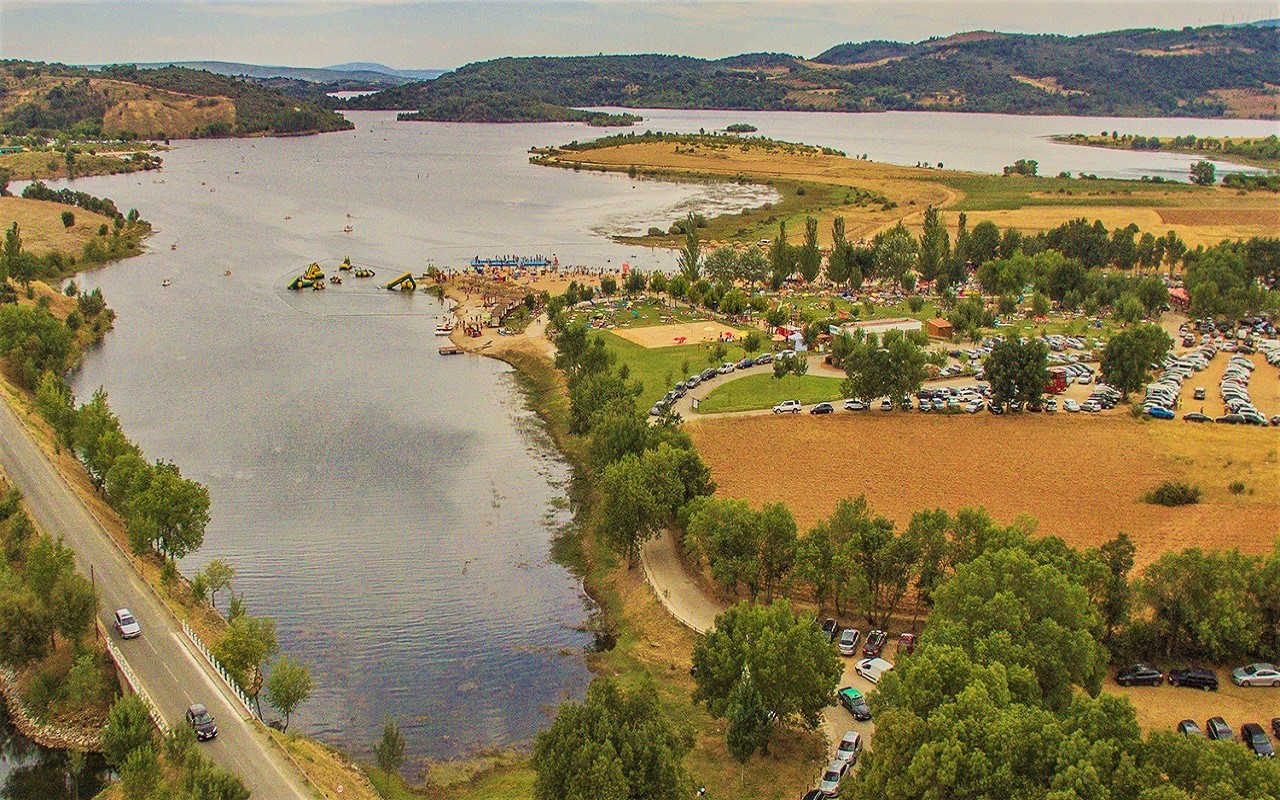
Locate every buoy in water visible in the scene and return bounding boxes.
[162,279,171,287]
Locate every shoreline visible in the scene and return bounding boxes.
[1050,134,1280,171]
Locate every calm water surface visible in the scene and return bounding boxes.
[45,108,1279,765]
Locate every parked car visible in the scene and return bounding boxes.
[1116,663,1164,687]
[862,629,888,659]
[1242,723,1275,757]
[1272,718,1280,739]
[1177,719,1204,738]
[818,759,847,797]
[114,608,141,639]
[837,686,872,721]
[821,618,840,642]
[686,374,702,388]
[835,731,863,765]
[854,657,894,684]
[774,399,802,414]
[186,703,218,741]
[879,398,893,411]
[1147,406,1175,420]
[1232,663,1280,687]
[1063,399,1080,413]
[718,362,736,374]
[837,628,861,656]
[802,792,823,800]
[1206,716,1234,741]
[755,353,774,365]
[1169,667,1219,691]
[700,367,717,382]
[811,402,834,415]
[844,398,867,411]
[1194,387,1206,400]
[1183,412,1211,423]
[897,632,917,656]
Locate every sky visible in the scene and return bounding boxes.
[2,0,1277,69]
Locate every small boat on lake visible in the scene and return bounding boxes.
[161,279,171,287]
[435,318,454,336]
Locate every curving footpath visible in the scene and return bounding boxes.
[640,530,878,760]
[0,394,314,800]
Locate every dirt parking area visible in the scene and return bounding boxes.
[1114,670,1280,738]
[612,320,742,348]
[688,412,1279,567]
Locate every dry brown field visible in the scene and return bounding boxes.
[0,196,114,255]
[0,75,234,139]
[688,411,1279,567]
[612,320,740,348]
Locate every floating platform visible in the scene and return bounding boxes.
[438,344,463,356]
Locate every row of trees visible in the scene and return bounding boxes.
[0,485,107,725]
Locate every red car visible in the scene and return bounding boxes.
[862,629,888,658]
[898,632,917,656]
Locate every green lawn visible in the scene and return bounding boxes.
[697,373,846,413]
[367,764,536,800]
[600,331,756,410]
[936,173,1202,212]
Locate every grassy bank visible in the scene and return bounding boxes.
[1052,133,1280,171]
[697,373,845,413]
[0,147,161,182]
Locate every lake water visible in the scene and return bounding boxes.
[39,108,1279,767]
[0,705,108,799]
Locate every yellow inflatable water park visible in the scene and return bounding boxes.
[386,272,417,292]
[339,257,353,271]
[354,268,375,278]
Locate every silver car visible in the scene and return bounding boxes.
[114,608,141,639]
[837,628,861,656]
[1232,663,1280,687]
[818,759,847,796]
[835,731,863,766]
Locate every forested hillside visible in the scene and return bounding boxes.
[0,60,354,138]
[348,24,1279,120]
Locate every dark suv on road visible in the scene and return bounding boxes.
[1169,667,1219,691]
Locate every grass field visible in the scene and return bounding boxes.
[0,196,114,254]
[537,137,1279,248]
[698,373,845,413]
[600,330,757,409]
[0,147,160,181]
[688,412,1279,567]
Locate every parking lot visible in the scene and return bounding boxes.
[1111,664,1280,744]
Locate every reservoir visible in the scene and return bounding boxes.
[48,108,1277,766]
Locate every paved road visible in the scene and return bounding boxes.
[0,396,313,800]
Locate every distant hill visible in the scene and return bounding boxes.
[0,61,354,138]
[118,61,413,86]
[323,62,446,81]
[348,24,1279,120]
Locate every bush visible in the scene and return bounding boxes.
[647,227,664,237]
[1228,481,1246,495]
[1144,481,1201,506]
[907,296,925,312]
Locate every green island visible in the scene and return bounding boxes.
[1055,132,1280,171]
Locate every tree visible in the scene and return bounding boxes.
[266,656,313,731]
[1090,533,1135,642]
[1100,324,1171,398]
[0,585,52,667]
[968,221,1001,266]
[797,217,821,282]
[60,210,76,229]
[119,744,160,799]
[918,205,950,282]
[872,223,918,289]
[374,717,405,775]
[1,222,20,281]
[927,547,1109,709]
[0,304,74,388]
[840,330,927,406]
[692,599,841,746]
[214,613,279,711]
[1189,160,1216,186]
[200,558,235,610]
[49,570,97,648]
[594,453,661,567]
[704,246,739,285]
[826,217,852,286]
[1134,548,1261,661]
[533,678,692,800]
[126,461,210,560]
[985,337,1049,409]
[102,694,155,768]
[769,222,794,286]
[737,245,769,287]
[1134,276,1169,316]
[742,330,762,354]
[1030,291,1050,317]
[835,508,921,627]
[677,213,701,282]
[725,671,770,770]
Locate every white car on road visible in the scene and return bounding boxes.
[854,656,894,684]
[114,608,141,639]
[773,399,802,414]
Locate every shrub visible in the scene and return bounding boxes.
[1228,481,1246,495]
[907,296,925,313]
[1144,481,1201,506]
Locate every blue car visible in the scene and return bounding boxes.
[1147,406,1175,420]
